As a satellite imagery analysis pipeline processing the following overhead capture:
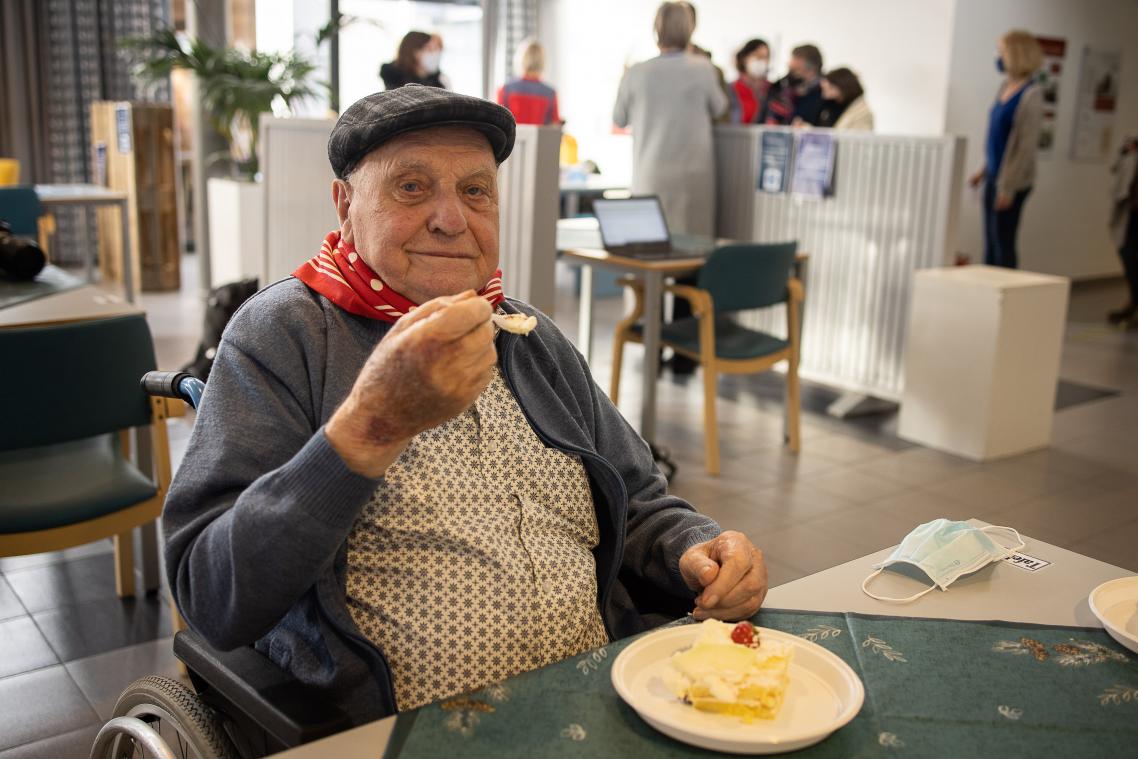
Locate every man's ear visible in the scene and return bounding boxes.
[332,178,353,241]
[332,178,352,221]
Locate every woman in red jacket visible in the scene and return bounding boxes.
[730,38,771,124]
[497,39,561,126]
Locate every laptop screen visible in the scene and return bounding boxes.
[593,197,670,247]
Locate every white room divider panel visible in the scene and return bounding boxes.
[261,117,338,286]
[497,124,561,316]
[714,126,966,401]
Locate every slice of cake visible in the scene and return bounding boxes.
[663,620,792,722]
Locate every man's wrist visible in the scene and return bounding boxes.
[325,407,409,478]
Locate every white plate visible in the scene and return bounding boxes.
[1089,576,1138,655]
[611,625,864,755]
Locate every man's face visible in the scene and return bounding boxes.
[788,55,808,81]
[332,126,499,305]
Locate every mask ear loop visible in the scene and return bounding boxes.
[980,525,1026,552]
[861,566,940,602]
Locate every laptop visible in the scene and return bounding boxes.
[592,196,690,258]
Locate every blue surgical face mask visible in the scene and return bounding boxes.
[862,519,1024,602]
[996,55,1006,74]
[420,50,441,74]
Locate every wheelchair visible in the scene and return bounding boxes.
[91,372,355,759]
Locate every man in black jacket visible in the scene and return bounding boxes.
[764,44,826,126]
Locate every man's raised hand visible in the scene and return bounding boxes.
[326,291,496,477]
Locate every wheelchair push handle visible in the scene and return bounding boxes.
[140,371,205,410]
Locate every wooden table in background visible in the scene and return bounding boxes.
[557,218,717,443]
[0,283,138,328]
[34,183,134,302]
[556,218,807,445]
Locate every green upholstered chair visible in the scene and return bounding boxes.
[0,314,173,598]
[611,242,804,474]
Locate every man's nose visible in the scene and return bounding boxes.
[425,189,469,237]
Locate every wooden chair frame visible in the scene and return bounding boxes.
[0,397,176,601]
[611,276,804,474]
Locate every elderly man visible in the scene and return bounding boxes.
[164,85,768,723]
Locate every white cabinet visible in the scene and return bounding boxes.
[207,178,264,288]
[898,265,1070,461]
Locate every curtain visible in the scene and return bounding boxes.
[0,0,51,182]
[0,0,170,263]
[503,0,538,73]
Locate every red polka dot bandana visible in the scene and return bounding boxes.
[293,230,505,323]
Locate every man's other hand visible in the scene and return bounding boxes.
[327,291,496,477]
[679,531,769,622]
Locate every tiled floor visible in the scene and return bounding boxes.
[2,257,1136,757]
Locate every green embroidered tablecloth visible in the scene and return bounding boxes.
[383,610,1137,757]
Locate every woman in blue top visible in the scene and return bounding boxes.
[968,31,1044,269]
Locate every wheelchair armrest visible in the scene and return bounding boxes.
[173,630,354,748]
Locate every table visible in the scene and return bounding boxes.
[556,218,717,443]
[0,285,160,589]
[559,174,628,218]
[270,525,1132,758]
[764,520,1131,628]
[34,183,133,302]
[0,283,138,328]
[556,219,807,444]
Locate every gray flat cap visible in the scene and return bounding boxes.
[328,84,516,178]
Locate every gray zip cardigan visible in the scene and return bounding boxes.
[163,277,721,723]
[987,83,1043,197]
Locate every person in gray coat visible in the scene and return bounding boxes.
[968,30,1044,269]
[162,85,768,723]
[613,1,728,236]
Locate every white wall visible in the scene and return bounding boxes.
[255,0,331,117]
[338,0,486,106]
[944,0,1138,278]
[540,0,957,184]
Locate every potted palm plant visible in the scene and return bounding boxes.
[125,27,319,177]
[126,29,320,286]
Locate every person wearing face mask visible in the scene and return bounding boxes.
[967,30,1044,269]
[816,67,874,131]
[764,44,825,126]
[729,39,771,124]
[379,31,448,91]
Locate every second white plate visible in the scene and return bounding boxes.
[1089,576,1138,655]
[611,624,864,755]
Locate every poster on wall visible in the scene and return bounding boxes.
[1070,46,1122,162]
[1034,36,1066,154]
[758,131,793,192]
[790,132,836,199]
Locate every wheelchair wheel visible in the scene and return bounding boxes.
[104,675,238,759]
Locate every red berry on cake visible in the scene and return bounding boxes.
[731,621,755,647]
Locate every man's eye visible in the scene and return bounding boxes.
[400,182,421,192]
[466,186,486,197]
